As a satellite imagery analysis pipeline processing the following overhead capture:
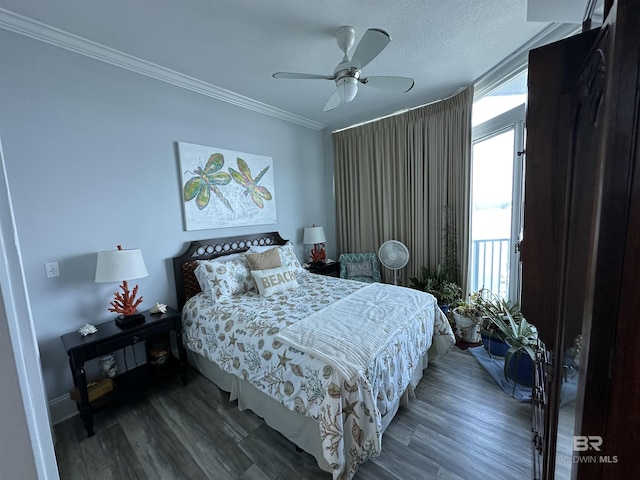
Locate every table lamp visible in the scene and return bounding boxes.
[303,225,326,267]
[95,245,148,329]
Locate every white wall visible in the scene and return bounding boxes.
[0,294,40,478]
[322,130,337,255]
[0,29,329,423]
[0,138,58,480]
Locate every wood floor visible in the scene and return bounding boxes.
[54,347,534,480]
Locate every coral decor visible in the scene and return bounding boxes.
[310,243,326,263]
[108,280,143,316]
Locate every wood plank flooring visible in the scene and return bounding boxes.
[54,347,535,480]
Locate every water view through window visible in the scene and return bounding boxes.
[470,70,527,300]
[471,129,515,298]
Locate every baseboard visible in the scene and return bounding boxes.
[49,393,77,425]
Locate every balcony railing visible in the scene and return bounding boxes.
[470,238,510,298]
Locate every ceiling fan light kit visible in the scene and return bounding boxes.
[273,26,414,111]
[337,76,358,102]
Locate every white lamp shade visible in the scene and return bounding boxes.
[337,77,358,103]
[303,226,326,244]
[95,248,148,283]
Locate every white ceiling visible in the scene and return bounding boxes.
[0,0,589,131]
[528,0,590,22]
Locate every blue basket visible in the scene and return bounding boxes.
[481,329,509,357]
[506,351,534,388]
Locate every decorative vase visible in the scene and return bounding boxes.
[147,336,170,368]
[452,311,481,342]
[99,354,117,378]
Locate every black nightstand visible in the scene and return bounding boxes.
[305,261,340,277]
[60,306,187,437]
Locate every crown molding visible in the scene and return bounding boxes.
[474,22,581,99]
[0,8,326,131]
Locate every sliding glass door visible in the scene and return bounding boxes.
[469,105,525,302]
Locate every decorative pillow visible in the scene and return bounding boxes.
[246,244,275,253]
[194,256,254,299]
[248,241,305,274]
[277,242,305,274]
[346,261,374,279]
[251,266,299,297]
[245,247,281,271]
[192,253,244,292]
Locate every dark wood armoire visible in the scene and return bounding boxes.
[521,0,640,478]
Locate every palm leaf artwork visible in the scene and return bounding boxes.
[183,153,233,211]
[229,157,273,209]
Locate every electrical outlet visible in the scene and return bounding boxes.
[45,262,60,278]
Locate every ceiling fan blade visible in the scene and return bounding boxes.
[323,90,342,111]
[350,28,391,70]
[272,72,333,80]
[361,76,415,93]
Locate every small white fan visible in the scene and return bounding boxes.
[378,240,410,285]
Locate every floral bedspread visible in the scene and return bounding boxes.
[182,272,455,479]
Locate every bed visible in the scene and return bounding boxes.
[173,232,455,479]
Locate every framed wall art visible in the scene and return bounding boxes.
[178,142,276,230]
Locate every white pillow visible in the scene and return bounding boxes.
[251,266,299,297]
[278,242,306,274]
[192,253,243,292]
[194,256,254,299]
[248,241,305,274]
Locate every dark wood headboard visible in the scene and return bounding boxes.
[172,231,288,309]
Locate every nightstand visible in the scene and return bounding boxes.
[60,306,187,437]
[305,261,340,277]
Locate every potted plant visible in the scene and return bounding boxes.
[476,292,538,388]
[476,291,521,357]
[479,321,510,357]
[451,292,483,342]
[409,264,462,313]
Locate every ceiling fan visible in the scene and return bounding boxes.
[272,26,415,111]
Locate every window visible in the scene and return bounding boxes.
[472,71,527,127]
[469,73,526,301]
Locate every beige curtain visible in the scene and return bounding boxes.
[333,85,473,292]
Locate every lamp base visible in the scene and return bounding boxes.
[116,313,145,329]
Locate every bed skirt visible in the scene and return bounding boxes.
[186,348,430,473]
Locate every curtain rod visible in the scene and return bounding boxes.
[332,86,469,134]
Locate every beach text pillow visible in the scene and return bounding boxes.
[251,266,299,297]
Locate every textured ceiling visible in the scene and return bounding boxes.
[0,0,588,131]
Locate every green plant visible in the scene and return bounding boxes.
[410,206,463,307]
[441,205,459,284]
[475,290,538,381]
[451,292,485,342]
[453,290,484,320]
[409,264,462,305]
[454,302,482,319]
[476,291,522,331]
[436,281,463,306]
